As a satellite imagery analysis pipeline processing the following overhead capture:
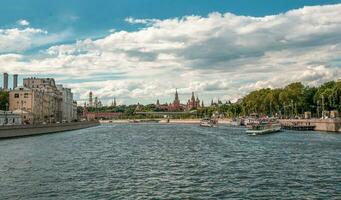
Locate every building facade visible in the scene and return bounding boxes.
[0,111,22,125]
[73,101,78,121]
[8,77,77,124]
[186,92,201,110]
[3,72,8,90]
[23,78,63,123]
[155,90,202,111]
[83,106,122,120]
[168,89,182,111]
[9,86,44,124]
[57,85,74,122]
[13,74,18,89]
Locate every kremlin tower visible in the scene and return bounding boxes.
[186,91,201,110]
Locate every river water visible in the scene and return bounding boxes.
[0,124,340,199]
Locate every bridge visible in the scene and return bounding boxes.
[135,110,197,115]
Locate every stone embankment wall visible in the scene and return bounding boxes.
[279,119,341,132]
[0,121,100,139]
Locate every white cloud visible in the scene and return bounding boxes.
[17,19,30,26]
[1,4,341,104]
[125,17,160,25]
[0,24,72,54]
[0,28,47,53]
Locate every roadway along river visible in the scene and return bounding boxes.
[0,124,340,199]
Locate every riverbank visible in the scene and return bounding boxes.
[0,121,100,139]
[100,119,231,125]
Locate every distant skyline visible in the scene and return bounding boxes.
[0,1,340,105]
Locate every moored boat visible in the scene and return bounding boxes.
[200,118,217,127]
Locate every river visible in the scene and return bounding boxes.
[0,124,340,199]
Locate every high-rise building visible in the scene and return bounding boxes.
[13,74,18,89]
[3,73,8,90]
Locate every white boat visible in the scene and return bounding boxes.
[200,118,216,127]
[246,120,281,136]
[230,118,242,126]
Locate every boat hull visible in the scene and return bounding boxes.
[246,126,281,136]
[200,123,215,128]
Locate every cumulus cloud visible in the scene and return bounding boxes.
[0,28,47,53]
[0,25,72,54]
[17,19,30,26]
[1,4,341,104]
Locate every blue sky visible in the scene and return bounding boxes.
[0,1,340,104]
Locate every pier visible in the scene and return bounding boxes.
[279,119,341,132]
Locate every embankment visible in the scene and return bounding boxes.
[0,121,100,139]
[279,119,341,132]
[100,119,231,125]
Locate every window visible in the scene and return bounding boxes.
[14,93,19,98]
[24,93,29,98]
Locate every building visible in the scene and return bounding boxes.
[3,73,8,90]
[13,74,18,89]
[8,77,77,124]
[23,78,63,123]
[186,92,200,110]
[9,86,44,124]
[111,98,117,107]
[154,90,202,111]
[89,91,93,107]
[89,95,102,108]
[72,101,78,121]
[83,106,122,121]
[168,89,182,111]
[57,85,74,122]
[0,110,22,125]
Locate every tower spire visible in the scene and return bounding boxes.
[175,88,179,101]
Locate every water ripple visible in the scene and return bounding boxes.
[0,124,340,199]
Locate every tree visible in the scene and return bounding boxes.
[0,91,9,111]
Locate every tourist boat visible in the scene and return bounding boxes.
[230,118,242,126]
[246,119,281,136]
[200,118,217,127]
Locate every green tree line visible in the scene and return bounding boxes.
[83,80,340,119]
[240,81,340,117]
